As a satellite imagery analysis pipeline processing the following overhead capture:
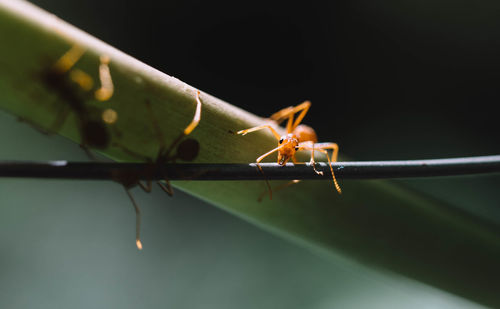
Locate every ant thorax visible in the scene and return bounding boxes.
[278,133,299,165]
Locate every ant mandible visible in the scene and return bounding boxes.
[237,101,341,200]
[112,91,202,250]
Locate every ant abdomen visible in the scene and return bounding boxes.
[294,124,317,144]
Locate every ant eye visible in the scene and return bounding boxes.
[279,138,283,144]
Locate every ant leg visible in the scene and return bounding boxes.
[144,101,175,196]
[298,141,323,175]
[298,143,341,193]
[124,187,143,250]
[237,125,281,140]
[270,106,295,133]
[53,45,86,73]
[157,180,174,197]
[144,100,168,152]
[115,142,174,197]
[311,143,341,194]
[112,142,156,192]
[80,144,98,161]
[255,146,282,200]
[269,106,294,125]
[269,101,311,132]
[69,69,94,91]
[269,106,295,131]
[145,90,202,152]
[160,90,203,158]
[315,142,339,162]
[309,144,324,176]
[47,105,71,133]
[257,180,301,202]
[183,91,202,135]
[290,101,311,131]
[138,180,153,193]
[95,55,114,101]
[156,159,174,196]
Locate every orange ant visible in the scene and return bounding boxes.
[237,101,341,200]
[39,45,115,153]
[112,91,202,250]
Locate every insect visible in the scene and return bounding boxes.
[39,45,115,153]
[237,101,341,199]
[112,91,202,250]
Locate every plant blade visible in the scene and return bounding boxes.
[0,1,499,306]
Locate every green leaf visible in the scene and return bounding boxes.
[1,1,499,307]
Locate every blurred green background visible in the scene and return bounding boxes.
[0,114,484,309]
[1,0,499,307]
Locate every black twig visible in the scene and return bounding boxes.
[0,155,499,181]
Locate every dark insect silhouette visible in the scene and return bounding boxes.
[38,45,115,154]
[112,92,202,249]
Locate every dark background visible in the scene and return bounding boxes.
[30,0,500,160]
[0,0,499,308]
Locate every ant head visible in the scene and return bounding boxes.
[277,133,299,165]
[176,138,200,161]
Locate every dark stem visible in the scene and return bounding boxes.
[0,155,499,180]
